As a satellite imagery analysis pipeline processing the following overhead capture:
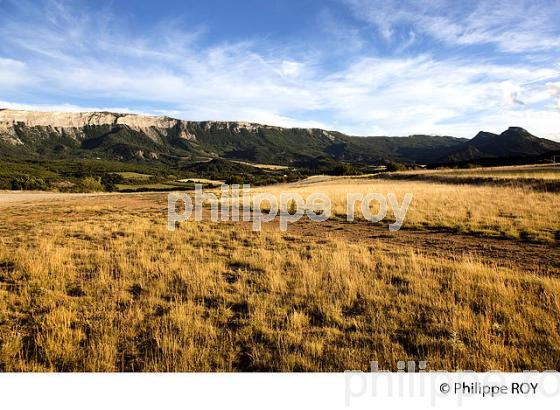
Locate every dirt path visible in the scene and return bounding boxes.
[0,191,160,208]
[0,191,103,206]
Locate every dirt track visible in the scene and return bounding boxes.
[0,191,155,208]
[0,191,103,206]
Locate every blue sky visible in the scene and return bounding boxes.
[1,0,559,139]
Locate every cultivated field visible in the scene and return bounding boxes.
[0,165,559,371]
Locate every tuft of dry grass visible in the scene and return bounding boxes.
[1,195,559,372]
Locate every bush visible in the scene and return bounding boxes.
[78,176,104,192]
[330,163,359,176]
[225,175,245,185]
[100,173,124,192]
[386,162,406,172]
[286,172,304,183]
[9,176,50,191]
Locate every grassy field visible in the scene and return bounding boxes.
[378,164,560,193]
[399,164,560,180]
[0,165,559,372]
[115,182,184,192]
[115,172,153,180]
[253,177,560,243]
[230,161,290,170]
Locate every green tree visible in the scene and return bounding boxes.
[386,162,406,172]
[100,173,124,192]
[225,175,245,185]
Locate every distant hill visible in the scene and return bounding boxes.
[1,109,559,166]
[437,127,560,163]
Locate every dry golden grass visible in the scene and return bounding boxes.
[177,177,224,185]
[252,177,560,243]
[0,193,559,372]
[399,164,560,181]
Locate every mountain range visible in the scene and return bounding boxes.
[1,109,559,166]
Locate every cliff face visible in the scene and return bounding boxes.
[0,110,294,151]
[0,109,169,128]
[0,109,276,137]
[0,109,272,127]
[0,109,321,163]
[0,109,197,144]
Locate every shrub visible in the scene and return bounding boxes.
[386,162,406,172]
[9,176,50,191]
[286,172,304,183]
[78,176,104,192]
[100,173,124,192]
[225,175,245,185]
[330,163,359,176]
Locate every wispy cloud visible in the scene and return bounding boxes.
[341,0,560,53]
[0,0,559,139]
[0,58,30,89]
[548,83,560,109]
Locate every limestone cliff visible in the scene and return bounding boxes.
[0,109,276,144]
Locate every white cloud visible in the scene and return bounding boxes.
[0,58,29,88]
[547,83,560,113]
[0,100,140,115]
[549,83,560,96]
[316,9,366,53]
[341,0,560,53]
[310,56,560,136]
[501,82,524,105]
[278,61,303,78]
[0,0,559,140]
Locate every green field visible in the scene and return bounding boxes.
[115,172,153,180]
